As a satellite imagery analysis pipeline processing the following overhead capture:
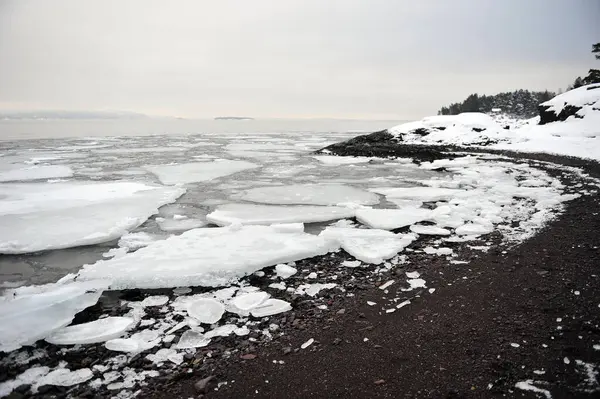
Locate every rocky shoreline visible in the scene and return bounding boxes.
[2,140,599,398]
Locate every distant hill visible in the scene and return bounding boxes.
[0,110,148,120]
[437,90,555,119]
[214,116,254,121]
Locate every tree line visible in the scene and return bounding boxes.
[438,42,599,117]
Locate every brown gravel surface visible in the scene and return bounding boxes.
[146,150,600,399]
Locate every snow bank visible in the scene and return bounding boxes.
[387,84,600,161]
[0,181,184,254]
[77,224,339,289]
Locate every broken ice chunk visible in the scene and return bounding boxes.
[187,298,225,324]
[45,317,134,345]
[250,299,292,318]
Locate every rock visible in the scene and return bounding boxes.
[282,347,292,355]
[336,308,346,315]
[240,353,257,360]
[333,338,342,345]
[194,376,214,394]
[374,379,386,385]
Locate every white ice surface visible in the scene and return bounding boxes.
[0,280,108,352]
[45,317,134,345]
[250,299,292,317]
[370,187,464,202]
[312,156,374,165]
[0,165,73,182]
[176,330,211,349]
[275,264,297,279]
[35,367,93,388]
[187,298,225,324]
[144,160,258,185]
[320,227,416,264]
[355,207,432,230]
[237,184,380,206]
[156,217,207,232]
[77,224,338,289]
[206,203,356,226]
[410,224,451,236]
[0,181,184,254]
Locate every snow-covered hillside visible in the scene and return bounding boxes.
[388,84,600,160]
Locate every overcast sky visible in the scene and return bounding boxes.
[0,0,598,119]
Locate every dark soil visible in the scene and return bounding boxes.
[141,145,600,398]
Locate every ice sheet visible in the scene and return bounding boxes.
[0,165,73,182]
[144,160,259,185]
[0,181,184,254]
[206,203,356,226]
[0,280,109,352]
[238,184,379,206]
[77,224,339,289]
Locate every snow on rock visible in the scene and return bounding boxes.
[0,280,108,352]
[355,207,432,230]
[45,317,134,345]
[77,224,338,289]
[207,203,356,226]
[388,112,512,146]
[410,224,451,236]
[539,83,600,124]
[312,155,375,165]
[250,299,292,317]
[320,227,415,264]
[0,181,184,254]
[0,165,73,182]
[275,264,297,279]
[187,298,225,324]
[237,184,379,206]
[144,160,259,185]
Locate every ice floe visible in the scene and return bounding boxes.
[355,207,432,230]
[144,160,258,185]
[0,181,184,254]
[320,227,415,264]
[250,299,292,317]
[77,224,337,289]
[45,317,134,345]
[0,165,73,182]
[237,184,379,206]
[206,203,356,226]
[0,280,108,352]
[187,298,225,324]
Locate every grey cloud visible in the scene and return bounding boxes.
[0,0,598,119]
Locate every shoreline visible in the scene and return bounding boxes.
[2,141,598,398]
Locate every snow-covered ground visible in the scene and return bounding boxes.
[388,84,600,161]
[1,109,599,397]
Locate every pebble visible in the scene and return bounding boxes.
[240,353,257,360]
[194,376,214,393]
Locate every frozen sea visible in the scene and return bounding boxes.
[0,118,416,286]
